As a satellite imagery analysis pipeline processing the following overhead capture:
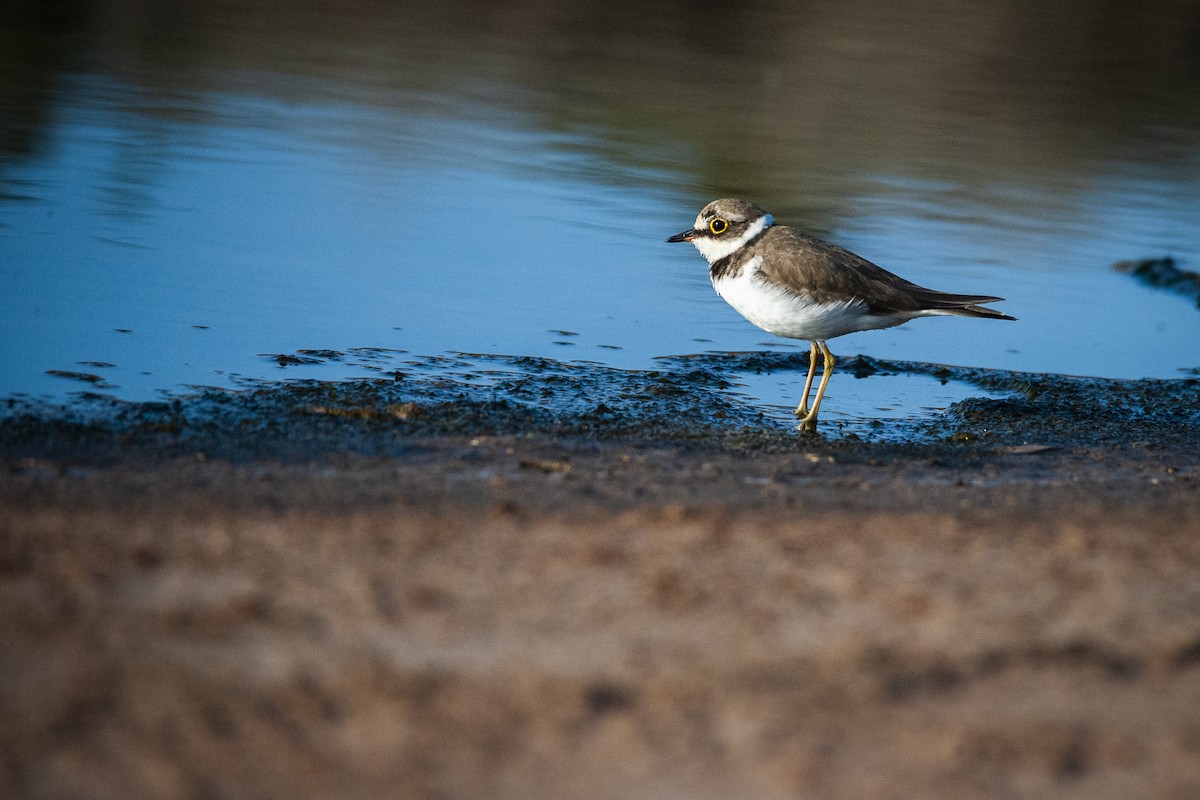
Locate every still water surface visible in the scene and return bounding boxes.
[2,1,1199,423]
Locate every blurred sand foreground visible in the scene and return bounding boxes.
[2,435,1200,800]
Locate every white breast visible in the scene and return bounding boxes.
[712,255,903,341]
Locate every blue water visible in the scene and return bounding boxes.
[3,2,1199,419]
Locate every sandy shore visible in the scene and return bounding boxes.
[2,363,1200,799]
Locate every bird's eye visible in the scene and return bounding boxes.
[709,218,729,235]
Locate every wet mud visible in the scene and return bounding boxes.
[3,353,1200,800]
[7,350,1200,461]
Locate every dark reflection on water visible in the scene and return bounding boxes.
[1,0,1199,414]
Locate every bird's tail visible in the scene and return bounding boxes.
[915,291,1016,321]
[941,300,1016,321]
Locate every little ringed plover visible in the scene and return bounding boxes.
[668,198,1015,430]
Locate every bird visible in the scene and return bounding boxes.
[667,198,1015,430]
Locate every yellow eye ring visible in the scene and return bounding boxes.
[709,218,729,235]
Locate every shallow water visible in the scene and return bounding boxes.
[728,368,999,435]
[2,0,1199,427]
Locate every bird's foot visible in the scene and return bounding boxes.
[795,411,819,432]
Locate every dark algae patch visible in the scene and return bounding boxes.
[1115,257,1200,308]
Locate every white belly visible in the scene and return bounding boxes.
[712,256,907,341]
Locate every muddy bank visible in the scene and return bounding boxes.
[2,356,1200,800]
[6,351,1200,461]
[4,352,1198,513]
